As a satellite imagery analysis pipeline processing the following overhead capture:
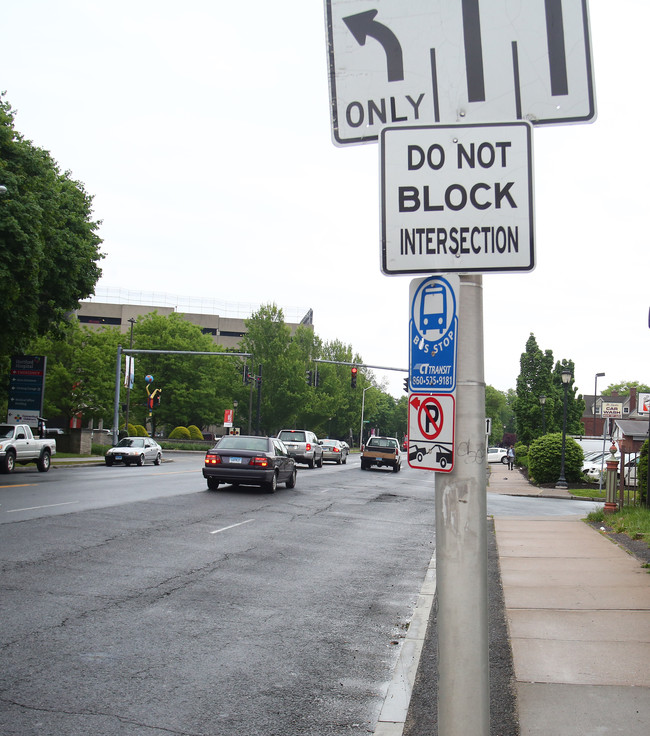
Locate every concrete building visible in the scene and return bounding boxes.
[75,291,313,349]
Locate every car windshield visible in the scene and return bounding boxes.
[217,436,269,452]
[117,438,144,448]
[278,431,306,442]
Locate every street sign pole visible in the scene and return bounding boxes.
[435,274,489,736]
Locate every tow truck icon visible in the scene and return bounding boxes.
[409,443,453,469]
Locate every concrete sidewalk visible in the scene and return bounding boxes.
[492,466,650,735]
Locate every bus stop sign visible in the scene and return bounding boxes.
[409,275,459,394]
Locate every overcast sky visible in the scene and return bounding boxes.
[2,1,648,400]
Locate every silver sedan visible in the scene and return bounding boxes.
[105,437,163,466]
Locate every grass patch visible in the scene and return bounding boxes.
[570,487,606,499]
[586,506,650,547]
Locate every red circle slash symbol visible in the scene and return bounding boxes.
[418,398,443,440]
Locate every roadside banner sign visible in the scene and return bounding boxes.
[409,275,458,394]
[7,355,47,427]
[325,0,596,145]
[381,121,534,274]
[224,409,234,427]
[407,393,455,472]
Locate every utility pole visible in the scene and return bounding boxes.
[255,364,262,435]
[123,317,136,433]
[435,275,489,736]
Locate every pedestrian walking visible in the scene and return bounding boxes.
[507,446,515,470]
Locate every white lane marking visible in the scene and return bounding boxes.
[210,519,255,535]
[7,501,79,513]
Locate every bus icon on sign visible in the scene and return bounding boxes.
[420,284,447,334]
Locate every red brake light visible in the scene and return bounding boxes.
[305,443,312,451]
[251,456,269,467]
[205,454,221,465]
[333,447,340,453]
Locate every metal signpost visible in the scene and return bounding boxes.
[325,0,595,145]
[323,2,596,734]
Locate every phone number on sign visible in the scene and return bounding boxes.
[411,375,453,388]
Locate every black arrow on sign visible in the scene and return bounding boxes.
[343,10,404,83]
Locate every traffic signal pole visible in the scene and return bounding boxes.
[435,274,489,736]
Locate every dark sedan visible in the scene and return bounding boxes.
[203,435,297,493]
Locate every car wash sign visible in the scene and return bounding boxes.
[381,121,534,274]
[325,0,595,145]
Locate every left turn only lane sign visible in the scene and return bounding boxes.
[408,393,455,472]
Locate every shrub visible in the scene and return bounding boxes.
[120,422,137,437]
[133,424,149,437]
[528,433,583,484]
[168,426,191,440]
[187,424,204,441]
[514,442,528,467]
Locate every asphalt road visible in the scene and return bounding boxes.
[0,453,438,735]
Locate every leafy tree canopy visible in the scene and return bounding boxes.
[0,94,103,357]
[603,381,650,396]
[513,334,584,445]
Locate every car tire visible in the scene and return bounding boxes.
[392,463,400,472]
[342,455,347,465]
[308,456,315,468]
[154,453,161,466]
[336,456,342,464]
[285,468,297,489]
[136,454,144,466]
[264,473,278,493]
[317,454,323,468]
[501,456,508,464]
[360,460,367,470]
[105,457,114,467]
[207,477,220,490]
[439,457,447,469]
[37,449,51,472]
[2,450,16,474]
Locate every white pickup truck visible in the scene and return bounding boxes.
[0,423,57,473]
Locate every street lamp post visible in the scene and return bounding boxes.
[539,395,546,435]
[555,369,572,489]
[593,372,605,435]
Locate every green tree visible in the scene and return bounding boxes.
[0,95,103,358]
[132,312,240,434]
[240,304,304,433]
[26,319,120,427]
[551,359,585,437]
[485,385,515,444]
[603,381,650,396]
[513,334,555,444]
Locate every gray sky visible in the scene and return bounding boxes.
[2,1,648,400]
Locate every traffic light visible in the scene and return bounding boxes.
[243,364,250,385]
[403,377,408,393]
[351,366,358,388]
[306,370,313,386]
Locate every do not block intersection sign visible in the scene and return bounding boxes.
[408,393,455,472]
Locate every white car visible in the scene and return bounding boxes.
[105,437,163,466]
[487,447,508,464]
